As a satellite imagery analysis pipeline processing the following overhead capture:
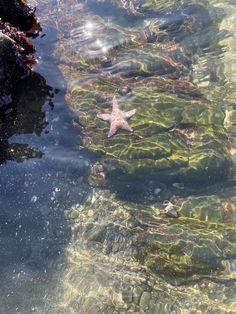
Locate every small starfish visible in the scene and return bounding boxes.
[97,96,136,138]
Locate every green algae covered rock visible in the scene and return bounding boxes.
[140,217,236,277]
[31,1,236,312]
[180,195,224,222]
[49,0,233,190]
[53,8,192,82]
[50,0,232,187]
[180,194,236,224]
[69,76,232,185]
[58,187,236,313]
[65,188,236,283]
[87,0,179,17]
[87,0,194,15]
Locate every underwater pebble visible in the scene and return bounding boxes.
[30,195,38,203]
[68,210,80,219]
[87,209,94,217]
[172,182,184,189]
[163,201,179,218]
[112,242,120,253]
[154,188,161,195]
[122,288,133,304]
[133,287,142,305]
[166,208,179,218]
[139,291,151,310]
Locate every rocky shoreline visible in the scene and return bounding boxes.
[0,0,39,106]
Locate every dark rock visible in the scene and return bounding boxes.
[0,0,41,106]
[166,207,179,218]
[0,5,38,106]
[0,0,40,35]
[0,72,50,164]
[0,32,22,106]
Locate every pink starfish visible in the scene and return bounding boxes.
[97,96,136,138]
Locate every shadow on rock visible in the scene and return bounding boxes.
[0,72,52,164]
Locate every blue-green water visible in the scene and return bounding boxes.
[1,0,236,313]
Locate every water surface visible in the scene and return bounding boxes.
[1,0,236,313]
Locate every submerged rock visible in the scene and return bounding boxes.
[69,76,232,187]
[53,187,236,313]
[73,189,236,278]
[180,194,236,224]
[50,0,231,188]
[33,1,236,313]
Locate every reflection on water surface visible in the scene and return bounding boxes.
[1,0,236,313]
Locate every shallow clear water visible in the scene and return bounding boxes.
[1,0,236,313]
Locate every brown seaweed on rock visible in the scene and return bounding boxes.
[0,2,49,163]
[0,20,35,54]
[0,28,34,106]
[0,0,41,35]
[0,0,39,106]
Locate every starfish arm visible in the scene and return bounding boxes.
[121,120,133,132]
[107,122,119,138]
[124,109,136,119]
[112,96,119,111]
[97,113,111,121]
